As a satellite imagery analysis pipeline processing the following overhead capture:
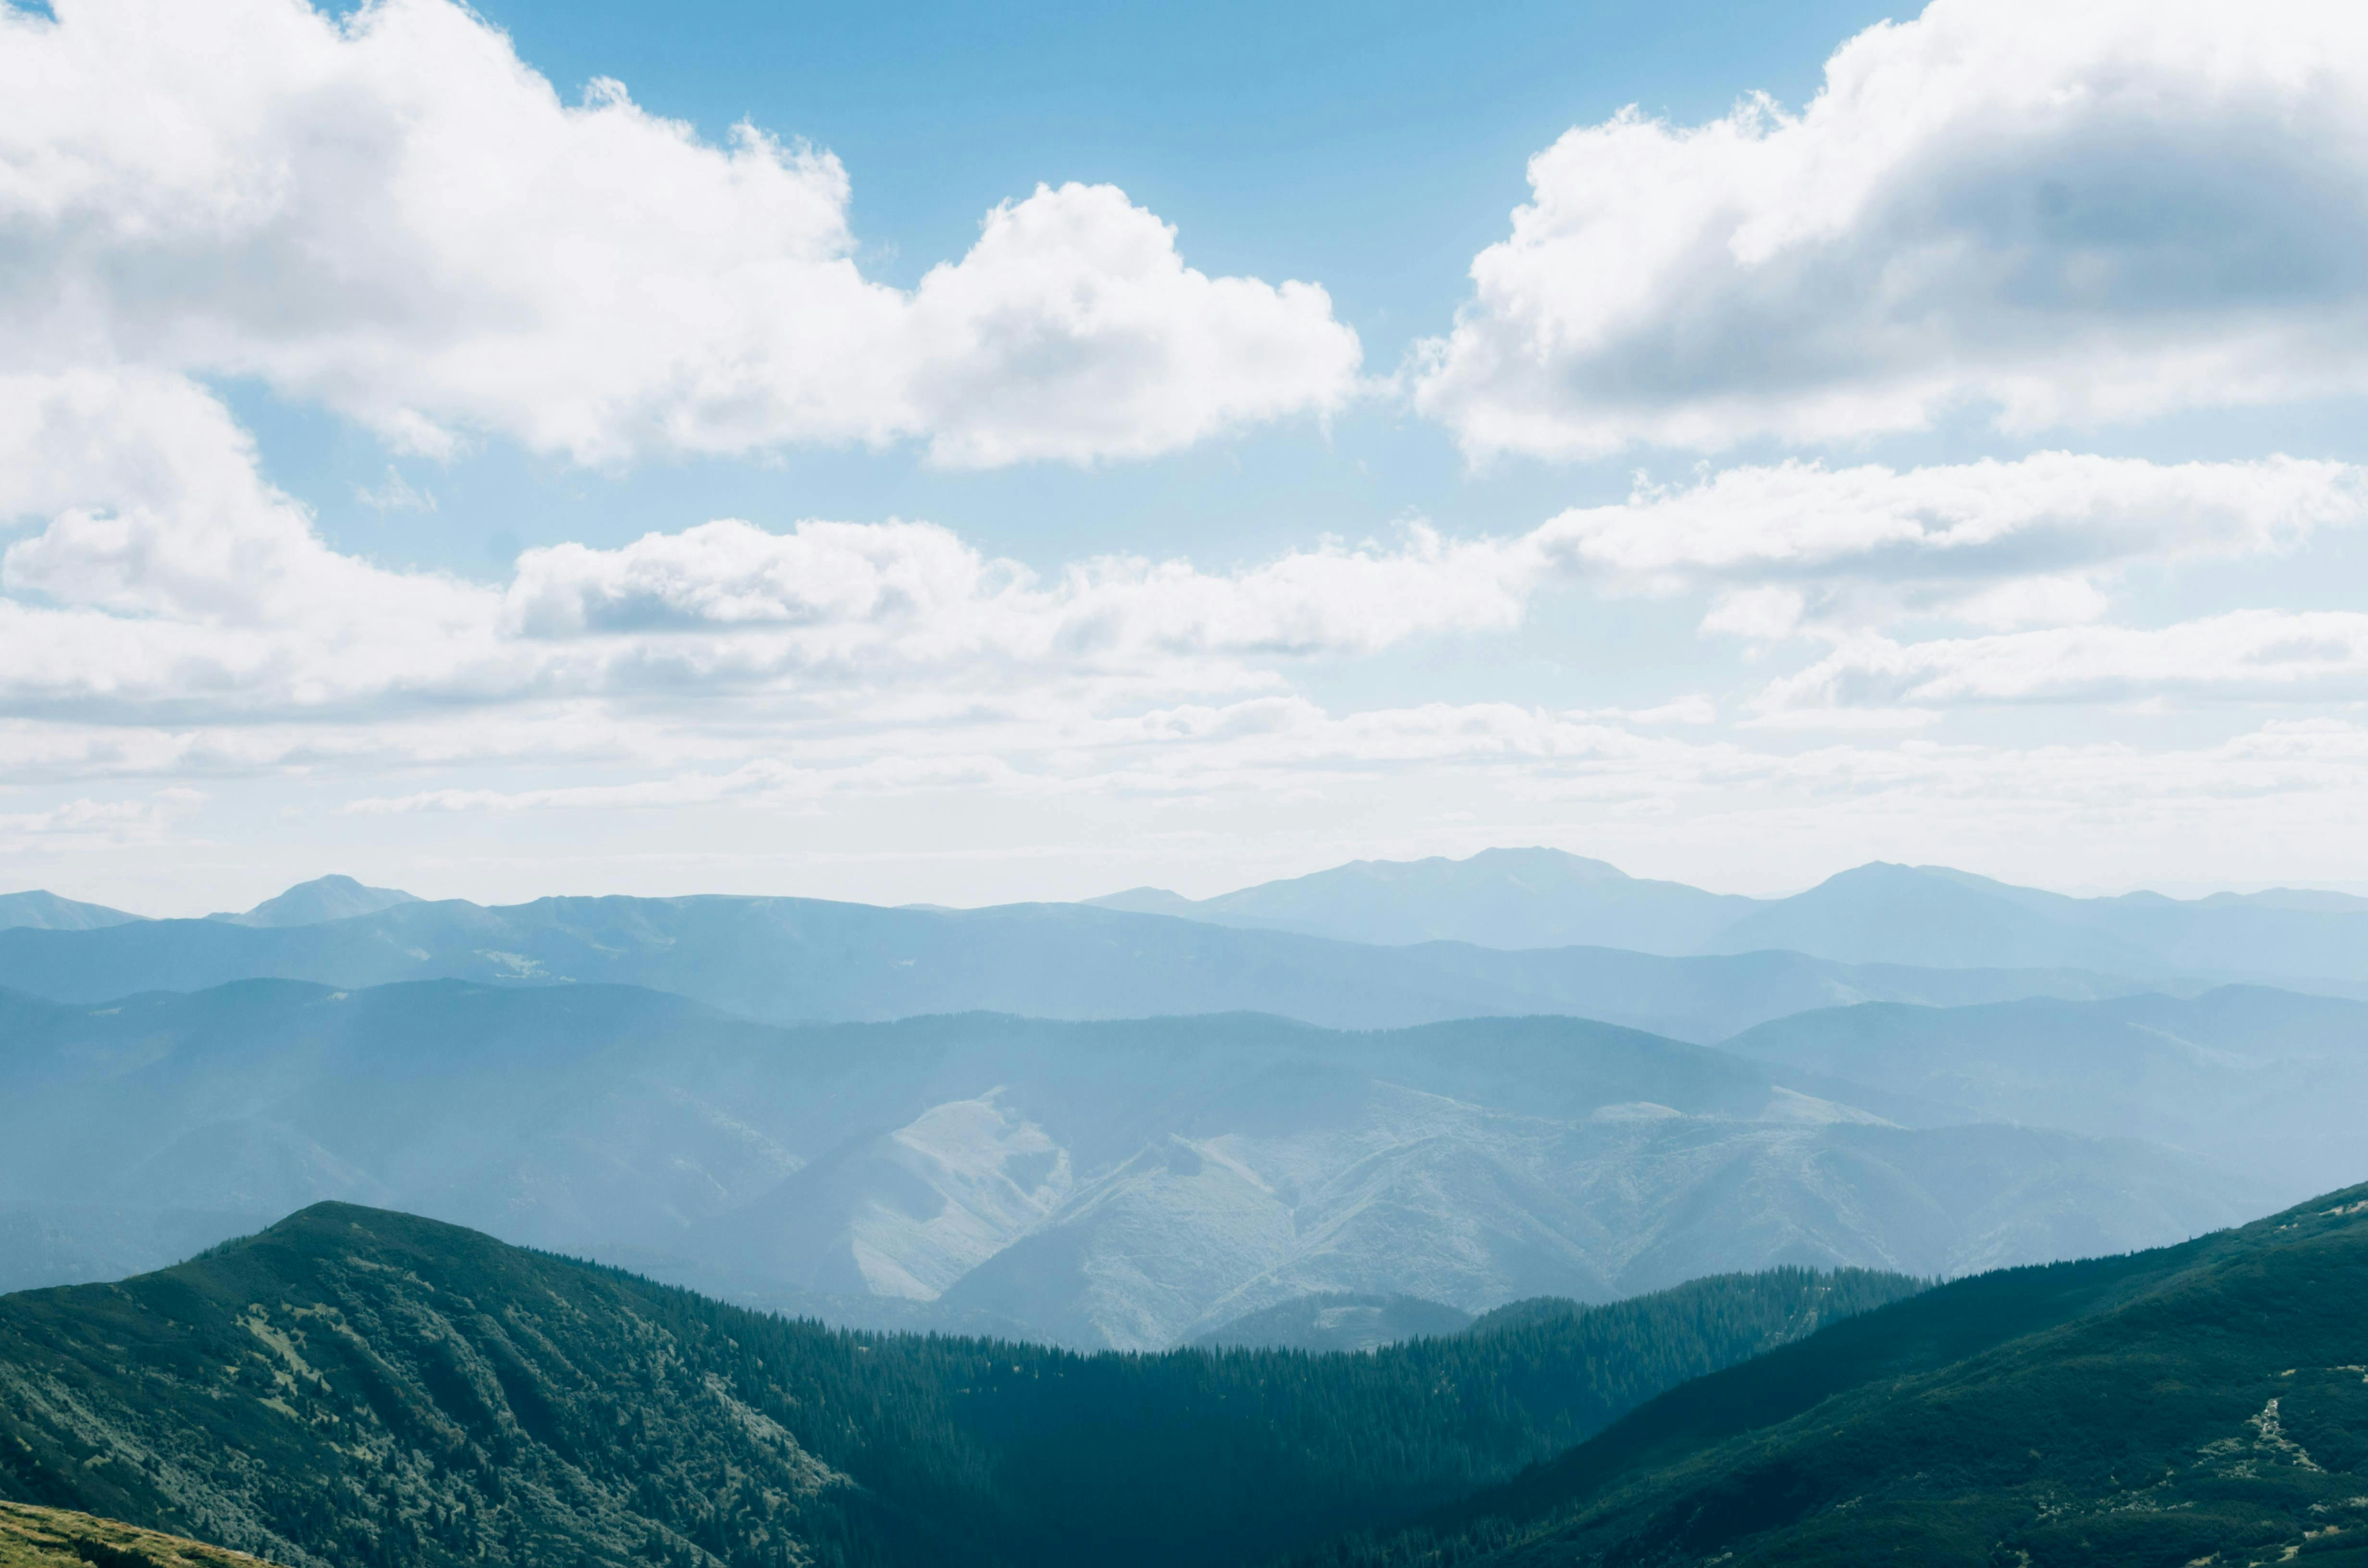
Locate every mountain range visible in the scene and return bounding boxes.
[1094,848,2368,985]
[0,980,2269,1344]
[0,891,144,933]
[11,1188,2367,1568]
[14,850,2365,1016]
[0,882,2163,1043]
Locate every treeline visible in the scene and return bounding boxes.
[1283,1192,2368,1568]
[614,1260,1921,1565]
[0,1205,1923,1568]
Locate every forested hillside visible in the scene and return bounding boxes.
[0,1205,1918,1568]
[1301,1183,2368,1568]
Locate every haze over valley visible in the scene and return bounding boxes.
[7,0,2368,1562]
[1,850,2354,1354]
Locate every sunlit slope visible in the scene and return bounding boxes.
[0,1503,277,1568]
[0,1204,1920,1568]
[1309,1184,2368,1568]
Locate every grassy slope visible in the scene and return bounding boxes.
[1305,1183,2368,1568]
[0,1205,1920,1568]
[0,1503,274,1568]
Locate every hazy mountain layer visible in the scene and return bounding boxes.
[0,1203,278,1296]
[0,981,2263,1346]
[0,1204,1922,1568]
[1191,1292,1474,1352]
[922,1083,2247,1347]
[1095,848,2368,986]
[1722,985,2368,1201]
[0,893,2148,1041]
[1307,1182,2368,1568]
[0,892,143,933]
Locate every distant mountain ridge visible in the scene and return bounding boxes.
[0,891,143,933]
[0,893,2152,1042]
[1090,848,1756,954]
[1092,849,2368,986]
[1190,1293,1474,1352]
[1722,986,2368,1200]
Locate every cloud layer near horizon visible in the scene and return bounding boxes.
[2,368,2361,786]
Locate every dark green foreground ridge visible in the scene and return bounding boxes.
[0,1204,1910,1568]
[1312,1182,2368,1568]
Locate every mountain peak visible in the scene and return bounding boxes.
[211,874,419,928]
[1081,885,1199,915]
[1081,847,1752,954]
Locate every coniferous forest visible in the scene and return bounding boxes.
[0,1206,1918,1568]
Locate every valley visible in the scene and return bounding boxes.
[2,851,2360,1567]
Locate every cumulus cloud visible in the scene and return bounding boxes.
[1415,0,2368,458]
[0,372,1524,724]
[0,371,515,717]
[504,515,1532,670]
[0,0,1359,467]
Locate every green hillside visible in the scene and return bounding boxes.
[0,1205,1919,1568]
[0,1502,275,1568]
[1305,1183,2368,1568]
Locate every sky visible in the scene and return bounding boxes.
[5,0,2368,915]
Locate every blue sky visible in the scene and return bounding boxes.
[265,0,1904,577]
[4,0,2368,913]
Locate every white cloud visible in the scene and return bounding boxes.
[1759,611,2368,713]
[0,372,1526,724]
[0,371,515,717]
[5,375,2358,735]
[504,514,1532,671]
[1529,453,2366,633]
[0,788,203,852]
[0,0,1358,468]
[1415,0,2368,458]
